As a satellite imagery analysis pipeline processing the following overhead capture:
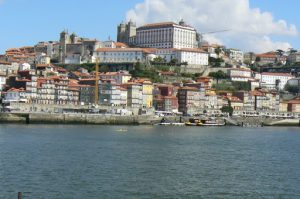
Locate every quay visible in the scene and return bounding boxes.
[1,112,300,127]
[0,112,161,125]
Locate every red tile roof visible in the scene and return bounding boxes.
[261,72,294,77]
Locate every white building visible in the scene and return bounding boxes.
[19,63,31,71]
[0,74,6,91]
[227,49,244,63]
[156,48,209,66]
[124,83,143,108]
[0,62,19,76]
[257,72,295,90]
[135,21,198,49]
[102,41,117,48]
[93,48,155,63]
[228,68,253,82]
[36,53,51,65]
[65,54,82,64]
[3,88,27,103]
[287,53,300,64]
[99,80,127,106]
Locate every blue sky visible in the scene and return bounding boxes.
[249,0,299,48]
[0,0,299,53]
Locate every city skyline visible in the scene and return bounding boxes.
[0,0,299,53]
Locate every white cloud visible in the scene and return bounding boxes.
[126,0,298,53]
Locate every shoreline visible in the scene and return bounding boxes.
[0,112,161,125]
[0,112,300,127]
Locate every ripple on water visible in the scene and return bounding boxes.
[0,125,300,198]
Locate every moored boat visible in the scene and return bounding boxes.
[185,118,225,126]
[159,122,185,126]
[197,119,225,126]
[185,118,202,126]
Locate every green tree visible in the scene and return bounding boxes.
[215,47,222,58]
[221,105,233,116]
[276,49,284,57]
[152,56,166,64]
[255,56,261,62]
[169,58,178,65]
[209,70,228,84]
[100,65,110,73]
[285,84,299,95]
[232,82,251,91]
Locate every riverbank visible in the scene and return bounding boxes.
[0,112,300,127]
[0,112,161,125]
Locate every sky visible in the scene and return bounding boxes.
[0,0,299,54]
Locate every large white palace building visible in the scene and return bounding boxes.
[118,20,199,49]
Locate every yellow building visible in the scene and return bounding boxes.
[279,101,288,112]
[135,79,154,108]
[142,81,154,108]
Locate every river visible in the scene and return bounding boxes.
[0,125,300,198]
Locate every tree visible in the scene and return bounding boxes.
[288,48,297,55]
[276,49,284,57]
[209,70,228,84]
[215,47,222,58]
[232,82,251,91]
[221,105,233,116]
[285,84,299,95]
[250,65,259,72]
[152,56,166,64]
[276,49,284,64]
[100,65,110,73]
[255,56,261,62]
[169,58,178,65]
[50,58,59,64]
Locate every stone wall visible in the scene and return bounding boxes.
[0,113,161,125]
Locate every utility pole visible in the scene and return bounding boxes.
[95,58,100,105]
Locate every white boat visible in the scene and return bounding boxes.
[159,122,185,126]
[199,119,225,126]
[116,129,128,132]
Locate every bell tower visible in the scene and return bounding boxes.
[59,30,70,63]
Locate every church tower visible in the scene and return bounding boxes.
[126,20,136,39]
[59,30,70,63]
[117,21,136,45]
[117,22,126,43]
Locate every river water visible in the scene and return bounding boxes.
[0,125,300,198]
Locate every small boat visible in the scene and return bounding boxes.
[185,118,225,127]
[159,122,185,126]
[185,118,202,126]
[197,119,225,126]
[116,129,128,132]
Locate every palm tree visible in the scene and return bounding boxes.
[288,48,297,55]
[276,49,284,57]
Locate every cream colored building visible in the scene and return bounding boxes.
[135,21,198,49]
